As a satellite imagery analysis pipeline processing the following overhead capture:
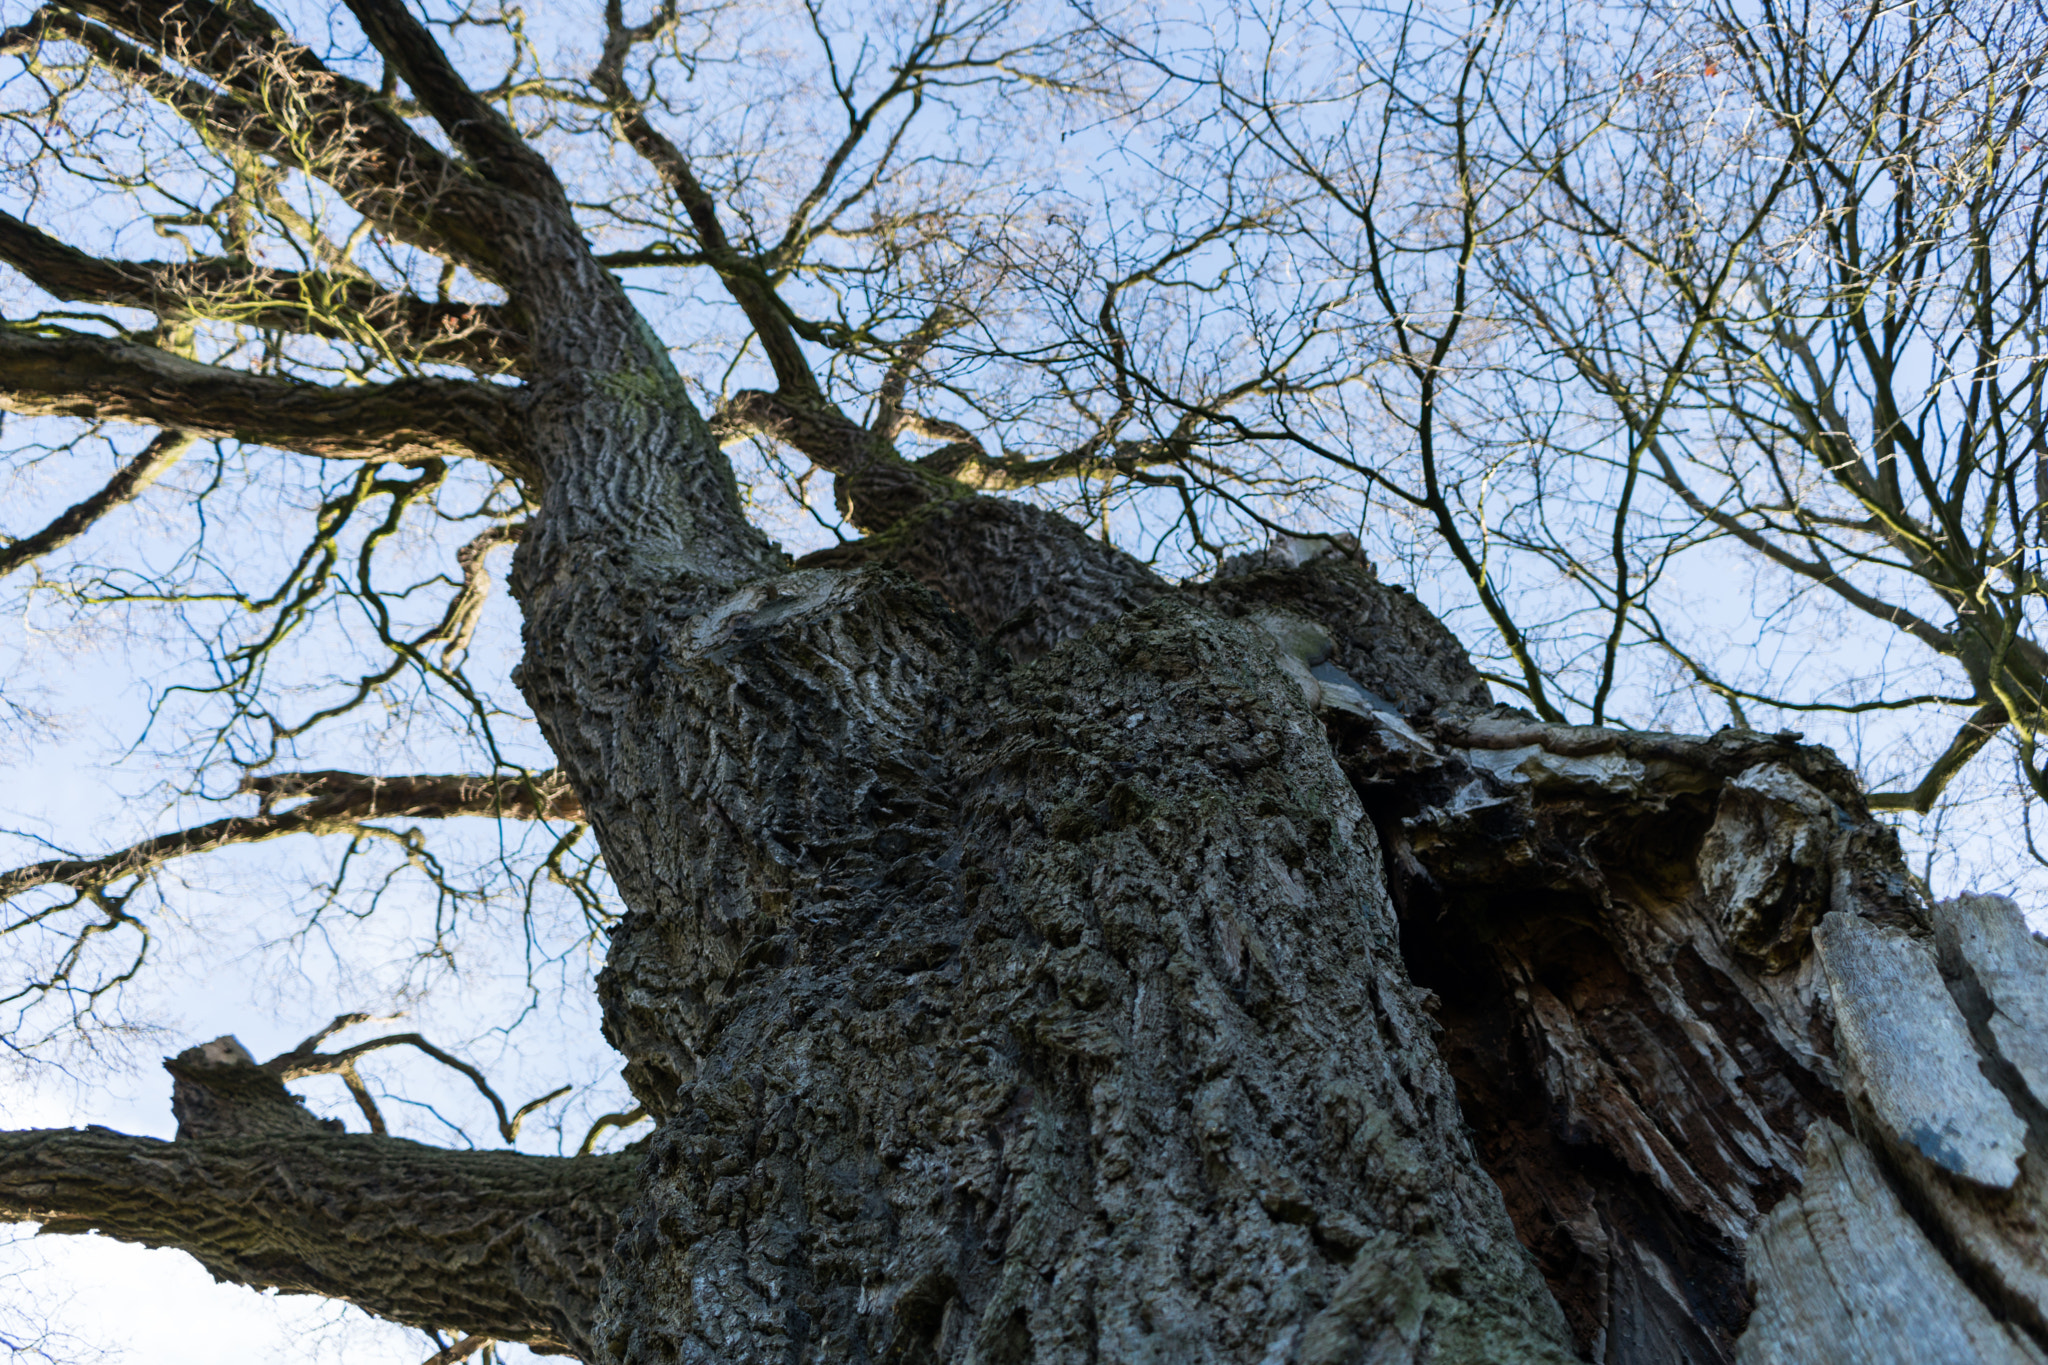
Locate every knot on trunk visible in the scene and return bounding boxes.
[833,455,957,533]
[1698,763,1837,970]
[165,1036,342,1139]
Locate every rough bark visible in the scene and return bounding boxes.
[0,1128,630,1356]
[0,1041,634,1357]
[521,565,1575,1363]
[523,495,2048,1363]
[15,518,2046,1363]
[0,328,525,470]
[796,495,1165,662]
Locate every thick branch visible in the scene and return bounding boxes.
[709,387,953,531]
[0,210,525,373]
[0,770,581,902]
[241,769,582,820]
[339,0,568,212]
[0,1125,631,1358]
[2,1,513,275]
[902,410,1196,492]
[798,493,1163,660]
[0,328,528,472]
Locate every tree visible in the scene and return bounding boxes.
[3,0,2048,1361]
[1489,0,2048,819]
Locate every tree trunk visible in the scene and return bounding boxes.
[516,525,1571,1363]
[504,438,2048,1364]
[12,262,2048,1362]
[15,489,2048,1360]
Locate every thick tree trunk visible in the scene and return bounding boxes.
[511,450,2048,1363]
[15,477,2048,1360]
[516,541,1574,1363]
[12,253,2048,1359]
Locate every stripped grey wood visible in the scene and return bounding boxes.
[1738,1120,2046,1365]
[1936,893,2048,1109]
[1813,910,2025,1187]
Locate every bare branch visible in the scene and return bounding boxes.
[590,9,822,400]
[269,1031,569,1143]
[340,0,568,211]
[1869,703,2012,814]
[575,1106,647,1156]
[0,328,529,472]
[420,1337,493,1365]
[0,210,526,373]
[420,521,525,663]
[0,770,582,904]
[1,0,515,273]
[0,428,192,579]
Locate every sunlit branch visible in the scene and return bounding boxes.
[575,1106,648,1156]
[0,770,581,904]
[0,328,529,472]
[419,1336,492,1365]
[0,3,504,270]
[0,210,525,373]
[420,521,525,663]
[1867,702,2010,814]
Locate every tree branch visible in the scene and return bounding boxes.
[0,428,192,579]
[589,1,821,400]
[900,411,1200,493]
[1867,701,2009,814]
[1,1,514,274]
[0,328,529,472]
[0,209,526,374]
[339,0,568,212]
[0,770,581,903]
[706,387,952,530]
[0,1126,631,1358]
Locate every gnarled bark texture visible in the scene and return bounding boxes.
[516,478,2048,1363]
[17,485,2048,1363]
[0,1041,633,1357]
